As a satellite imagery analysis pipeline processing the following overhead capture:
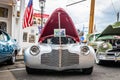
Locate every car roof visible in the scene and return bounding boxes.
[38,8,80,43]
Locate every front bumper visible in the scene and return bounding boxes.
[24,50,95,71]
[97,52,120,61]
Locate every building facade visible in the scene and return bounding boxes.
[0,0,17,37]
[16,0,49,55]
[0,0,49,55]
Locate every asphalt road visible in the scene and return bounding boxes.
[1,61,120,80]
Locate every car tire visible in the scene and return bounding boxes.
[82,67,93,75]
[26,66,35,74]
[7,53,16,65]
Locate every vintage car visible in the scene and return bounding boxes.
[95,22,120,64]
[24,8,95,74]
[87,33,101,52]
[0,29,20,64]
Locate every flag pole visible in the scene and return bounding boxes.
[58,12,62,68]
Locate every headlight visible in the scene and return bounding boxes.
[30,45,40,56]
[98,43,111,52]
[80,46,90,55]
[102,43,108,49]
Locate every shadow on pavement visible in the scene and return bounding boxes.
[28,69,87,76]
[98,61,120,68]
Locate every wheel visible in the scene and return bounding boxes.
[26,66,35,74]
[7,53,16,65]
[82,67,93,75]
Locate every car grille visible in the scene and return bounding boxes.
[41,50,79,67]
[106,52,120,57]
[106,49,120,57]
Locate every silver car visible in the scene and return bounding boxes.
[24,8,95,74]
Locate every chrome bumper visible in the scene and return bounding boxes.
[24,50,95,71]
[97,52,120,61]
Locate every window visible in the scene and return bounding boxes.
[0,7,8,18]
[0,32,4,41]
[17,11,20,17]
[0,22,7,32]
[89,35,94,41]
[0,31,9,41]
[23,32,28,42]
[29,34,35,43]
[3,33,8,41]
[33,17,37,24]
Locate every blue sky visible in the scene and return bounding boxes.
[24,0,120,33]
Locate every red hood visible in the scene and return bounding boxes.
[38,8,80,42]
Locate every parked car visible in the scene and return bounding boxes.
[95,22,120,64]
[24,8,95,74]
[87,33,101,52]
[0,29,20,64]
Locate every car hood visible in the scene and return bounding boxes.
[38,8,80,43]
[97,22,120,40]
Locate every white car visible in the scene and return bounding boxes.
[24,8,95,74]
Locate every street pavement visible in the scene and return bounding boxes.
[16,55,24,61]
[0,55,24,80]
[0,55,24,71]
[1,56,120,80]
[1,63,120,80]
[0,71,16,80]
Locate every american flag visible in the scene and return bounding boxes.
[23,0,33,28]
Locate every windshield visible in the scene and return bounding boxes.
[89,34,99,41]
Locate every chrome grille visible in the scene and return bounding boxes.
[61,50,79,67]
[41,50,59,67]
[106,52,120,57]
[41,50,79,67]
[106,53,115,56]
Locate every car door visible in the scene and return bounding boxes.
[0,31,13,60]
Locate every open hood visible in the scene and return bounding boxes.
[38,8,80,42]
[97,22,120,39]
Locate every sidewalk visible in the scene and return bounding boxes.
[0,71,16,80]
[16,49,24,61]
[16,55,24,61]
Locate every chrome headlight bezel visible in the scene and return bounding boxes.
[102,43,108,49]
[30,45,40,56]
[80,46,90,56]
